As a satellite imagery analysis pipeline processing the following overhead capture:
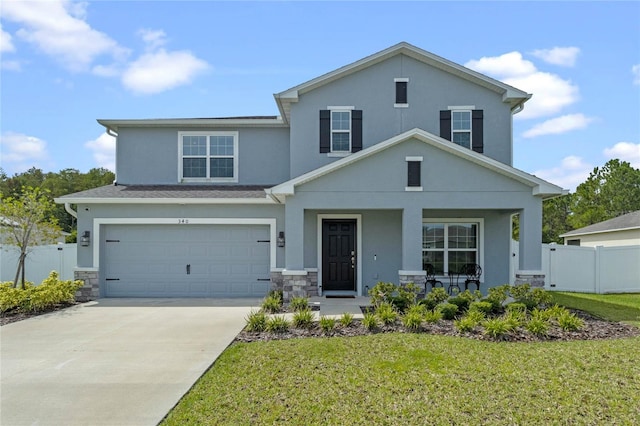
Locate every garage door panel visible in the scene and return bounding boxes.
[103,224,271,297]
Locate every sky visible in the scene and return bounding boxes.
[1,1,639,192]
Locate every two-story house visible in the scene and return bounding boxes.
[56,42,565,301]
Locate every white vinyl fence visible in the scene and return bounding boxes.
[511,241,640,293]
[0,244,77,285]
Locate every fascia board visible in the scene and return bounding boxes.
[53,197,276,205]
[559,226,640,238]
[97,118,288,131]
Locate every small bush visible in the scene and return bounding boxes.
[469,301,493,315]
[504,309,526,328]
[265,315,290,333]
[454,316,477,333]
[245,310,267,332]
[531,308,554,322]
[292,309,314,329]
[402,311,423,331]
[420,287,449,310]
[369,282,396,307]
[319,316,337,334]
[545,304,570,320]
[505,302,528,314]
[0,272,82,314]
[465,309,486,323]
[339,312,354,327]
[261,294,283,314]
[393,283,421,312]
[437,302,458,320]
[423,309,443,324]
[289,296,309,312]
[526,317,550,337]
[362,312,378,330]
[485,284,510,313]
[483,318,512,339]
[406,304,426,317]
[557,311,585,331]
[375,302,398,325]
[447,290,480,313]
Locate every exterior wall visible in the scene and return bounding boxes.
[289,54,513,178]
[564,229,640,247]
[115,127,290,185]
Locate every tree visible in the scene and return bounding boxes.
[570,159,640,229]
[0,187,61,289]
[542,194,573,243]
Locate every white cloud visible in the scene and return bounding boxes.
[0,23,15,52]
[2,0,129,72]
[0,131,50,173]
[1,60,22,71]
[138,28,167,51]
[465,52,579,119]
[533,156,593,192]
[603,142,640,168]
[122,49,209,95]
[531,47,580,67]
[85,133,116,171]
[632,64,640,85]
[523,113,593,138]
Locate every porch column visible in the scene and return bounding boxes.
[276,202,310,301]
[517,203,545,287]
[399,206,426,287]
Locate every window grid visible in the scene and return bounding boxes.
[451,110,472,149]
[422,223,478,276]
[331,110,351,152]
[181,133,236,180]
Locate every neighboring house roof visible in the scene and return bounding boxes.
[54,185,274,204]
[267,128,565,202]
[274,42,532,124]
[560,211,640,238]
[97,117,287,133]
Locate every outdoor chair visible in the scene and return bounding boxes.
[460,263,482,291]
[424,264,444,293]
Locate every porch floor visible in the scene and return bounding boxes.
[309,296,370,317]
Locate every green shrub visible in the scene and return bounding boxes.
[402,311,423,331]
[369,281,421,312]
[0,283,28,313]
[406,304,426,317]
[545,304,569,320]
[510,284,551,310]
[339,312,354,327]
[369,282,396,307]
[454,316,477,333]
[362,312,378,330]
[319,316,337,334]
[505,302,528,314]
[375,302,398,325]
[265,315,290,333]
[504,309,526,328]
[483,318,512,339]
[531,308,554,322]
[447,290,480,313]
[245,310,267,332]
[485,284,510,313]
[437,302,458,320]
[261,294,283,314]
[423,309,443,324]
[420,287,449,310]
[557,311,585,331]
[526,317,550,337]
[292,309,314,329]
[289,296,309,312]
[465,309,486,323]
[469,301,493,315]
[0,272,82,313]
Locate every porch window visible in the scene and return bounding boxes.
[422,222,479,275]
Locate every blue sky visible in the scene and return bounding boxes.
[1,1,639,191]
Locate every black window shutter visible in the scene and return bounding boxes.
[351,110,363,152]
[407,161,421,187]
[472,110,484,153]
[439,110,451,141]
[395,82,407,104]
[319,110,330,153]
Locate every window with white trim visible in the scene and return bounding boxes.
[179,132,238,182]
[422,221,479,275]
[331,110,351,152]
[451,110,472,148]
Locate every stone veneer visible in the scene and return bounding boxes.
[74,269,100,302]
[270,270,318,301]
[398,272,427,290]
[515,271,545,288]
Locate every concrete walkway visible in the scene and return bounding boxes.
[1,298,260,426]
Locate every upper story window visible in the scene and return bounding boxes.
[405,156,422,191]
[319,108,362,155]
[394,78,408,107]
[440,107,484,153]
[179,131,238,182]
[451,110,472,148]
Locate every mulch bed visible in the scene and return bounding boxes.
[0,302,79,327]
[235,309,640,343]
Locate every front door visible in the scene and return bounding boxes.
[322,219,356,292]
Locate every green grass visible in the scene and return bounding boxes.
[163,334,640,425]
[550,292,640,326]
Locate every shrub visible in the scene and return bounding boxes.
[0,272,82,314]
[447,290,480,313]
[402,311,423,331]
[369,282,396,307]
[557,311,585,331]
[362,312,378,330]
[483,318,512,339]
[545,304,570,320]
[505,302,528,313]
[468,301,493,315]
[531,308,554,322]
[375,302,398,325]
[319,316,337,334]
[485,284,510,313]
[261,294,283,314]
[437,302,458,320]
[420,287,449,310]
[465,309,486,323]
[292,309,314,329]
[510,284,551,310]
[339,312,354,327]
[454,316,477,333]
[406,304,426,317]
[423,309,443,324]
[504,309,526,328]
[266,315,290,333]
[289,296,309,312]
[526,317,550,337]
[393,283,421,312]
[245,310,267,332]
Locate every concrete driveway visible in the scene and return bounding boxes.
[1,298,259,426]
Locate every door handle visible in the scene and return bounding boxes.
[186,264,191,275]
[351,251,356,269]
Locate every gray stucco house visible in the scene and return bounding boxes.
[57,42,564,300]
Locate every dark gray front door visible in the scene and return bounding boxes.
[322,220,356,292]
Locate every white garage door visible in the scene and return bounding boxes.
[102,224,271,297]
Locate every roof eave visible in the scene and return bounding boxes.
[54,197,275,205]
[97,118,288,131]
[560,226,640,238]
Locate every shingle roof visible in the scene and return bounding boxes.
[560,211,640,237]
[55,184,270,201]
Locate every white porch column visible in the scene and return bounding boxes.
[284,203,305,271]
[399,206,426,287]
[517,203,545,287]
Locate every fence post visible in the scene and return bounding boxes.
[594,246,601,294]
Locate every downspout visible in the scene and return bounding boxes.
[64,203,78,219]
[105,126,118,138]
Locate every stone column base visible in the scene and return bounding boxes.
[398,270,427,291]
[270,270,318,301]
[74,269,99,301]
[515,270,545,288]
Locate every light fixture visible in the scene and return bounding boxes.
[80,231,90,247]
[277,231,285,247]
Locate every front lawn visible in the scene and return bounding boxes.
[550,292,640,327]
[163,333,640,425]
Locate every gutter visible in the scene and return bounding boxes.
[64,203,78,219]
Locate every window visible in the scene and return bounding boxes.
[394,78,408,106]
[439,109,484,153]
[422,221,480,275]
[179,132,238,182]
[451,110,471,148]
[406,156,422,191]
[319,109,362,154]
[567,239,580,246]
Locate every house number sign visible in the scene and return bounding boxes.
[178,219,189,224]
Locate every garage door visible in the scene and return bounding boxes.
[102,224,271,297]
